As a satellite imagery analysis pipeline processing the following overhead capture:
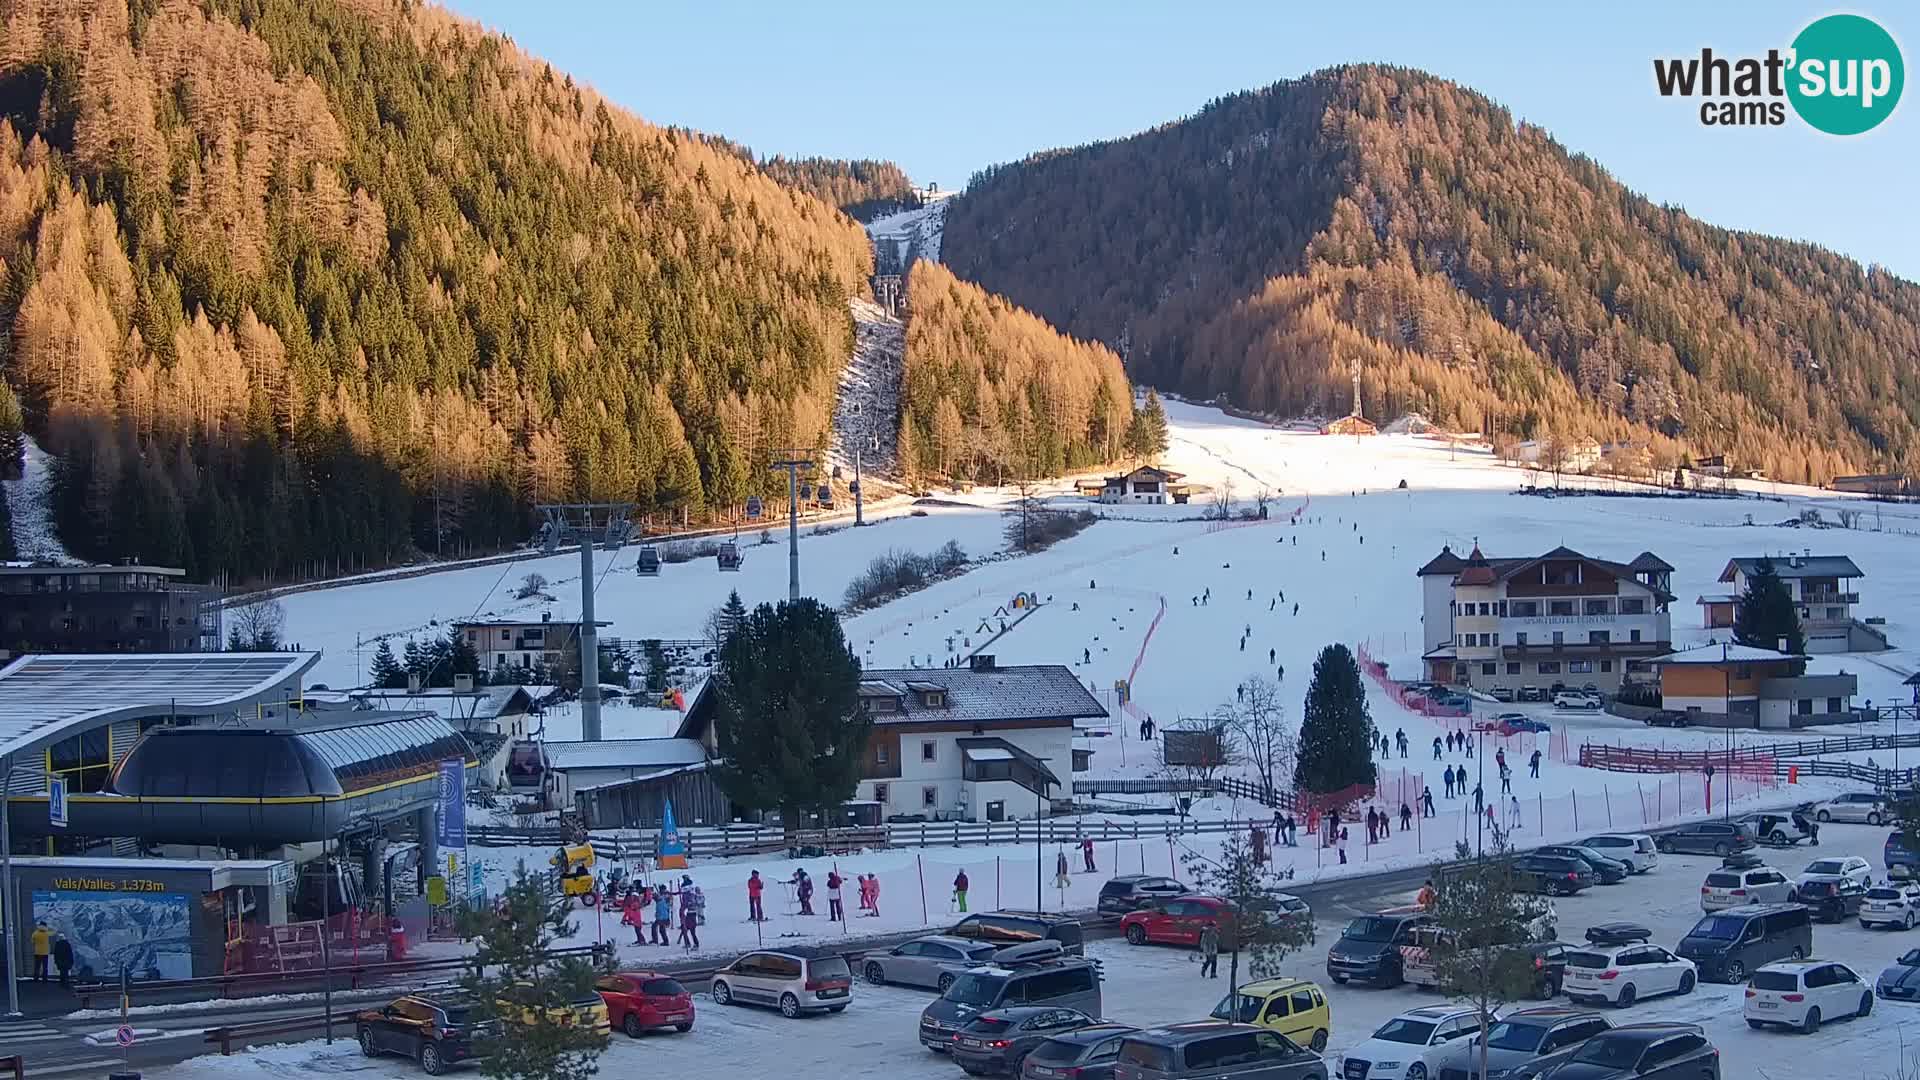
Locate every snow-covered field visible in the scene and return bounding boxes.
[149,821,1920,1080]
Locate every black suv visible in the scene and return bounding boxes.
[356,991,496,1074]
[1521,1022,1718,1079]
[1656,821,1755,857]
[949,911,1086,957]
[1326,910,1433,987]
[1096,875,1187,915]
[1431,1006,1610,1080]
[1795,874,1867,922]
[1533,845,1629,885]
[1511,854,1596,895]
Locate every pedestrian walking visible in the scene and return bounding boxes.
[1380,807,1390,838]
[1055,850,1071,891]
[1081,836,1097,873]
[52,932,73,985]
[1433,736,1443,761]
[826,869,845,922]
[1443,764,1455,797]
[1473,784,1485,815]
[1446,731,1457,754]
[1529,749,1542,779]
[953,870,970,913]
[31,922,51,981]
[1269,648,1276,664]
[747,870,765,922]
[1464,735,1474,758]
[1199,923,1220,978]
[1365,807,1379,844]
[1421,787,1435,817]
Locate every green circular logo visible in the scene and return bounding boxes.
[1787,14,1904,135]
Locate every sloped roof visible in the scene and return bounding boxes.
[1446,546,1674,602]
[1628,552,1675,573]
[1653,643,1807,665]
[858,664,1106,726]
[956,736,1062,786]
[1720,556,1864,582]
[0,652,319,761]
[541,737,708,772]
[1415,546,1467,577]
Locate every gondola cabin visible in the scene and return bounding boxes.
[818,486,835,510]
[717,542,743,571]
[635,545,661,576]
[745,495,764,520]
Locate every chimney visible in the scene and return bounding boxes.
[970,654,997,672]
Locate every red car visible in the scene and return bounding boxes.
[596,972,695,1037]
[1120,895,1229,947]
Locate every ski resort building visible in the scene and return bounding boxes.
[1416,544,1674,694]
[1700,554,1888,653]
[453,615,608,674]
[1651,642,1860,729]
[0,563,221,658]
[1098,466,1185,505]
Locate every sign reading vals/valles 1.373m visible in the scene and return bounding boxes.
[436,758,466,850]
[1653,13,1904,133]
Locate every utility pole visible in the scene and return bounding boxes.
[771,453,813,601]
[2,755,19,1018]
[853,439,866,527]
[537,503,634,741]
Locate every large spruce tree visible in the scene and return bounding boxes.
[1294,643,1376,794]
[1733,556,1806,672]
[1127,390,1171,461]
[368,639,406,689]
[710,598,867,831]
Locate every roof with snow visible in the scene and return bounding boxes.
[1433,545,1675,601]
[0,652,320,762]
[956,736,1061,786]
[1652,643,1808,665]
[855,664,1107,726]
[539,737,708,772]
[1416,546,1467,576]
[342,685,543,725]
[1719,556,1864,581]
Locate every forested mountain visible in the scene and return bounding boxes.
[753,156,920,222]
[898,261,1132,482]
[0,0,871,583]
[945,65,1920,482]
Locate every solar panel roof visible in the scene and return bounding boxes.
[0,652,320,761]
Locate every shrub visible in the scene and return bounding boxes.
[842,542,968,611]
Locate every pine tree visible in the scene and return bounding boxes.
[709,598,866,834]
[444,625,482,686]
[1126,390,1170,461]
[0,381,24,480]
[1294,643,1376,794]
[455,869,608,1080]
[369,639,406,689]
[1733,557,1806,672]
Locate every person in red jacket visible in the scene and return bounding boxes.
[621,889,645,945]
[952,869,969,913]
[1079,836,1096,873]
[826,869,845,922]
[747,870,765,922]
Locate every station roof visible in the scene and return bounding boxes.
[0,652,320,762]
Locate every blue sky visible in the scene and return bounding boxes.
[446,2,1916,279]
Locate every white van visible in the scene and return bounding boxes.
[1577,833,1659,875]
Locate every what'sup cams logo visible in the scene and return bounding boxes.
[1654,13,1903,134]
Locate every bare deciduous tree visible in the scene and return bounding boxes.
[1223,677,1295,805]
[227,597,286,651]
[514,572,551,599]
[1211,476,1238,519]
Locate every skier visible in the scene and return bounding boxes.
[1321,550,1326,561]
[1464,736,1473,759]
[1529,748,1542,779]
[623,890,646,943]
[952,869,970,913]
[1203,587,1210,604]
[1495,747,1507,772]
[1292,603,1299,616]
[1247,588,1253,600]
[791,868,814,916]
[1433,735,1443,761]
[1269,599,1276,612]
[1508,795,1523,830]
[1421,786,1436,817]
[1473,784,1485,815]
[1379,806,1390,837]
[1443,764,1455,797]
[1083,647,1091,664]
[1446,730,1456,753]
[1239,636,1246,652]
[1237,684,1245,702]
[679,897,700,950]
[1399,802,1413,832]
[1365,807,1378,843]
[747,870,765,922]
[1500,763,1513,795]
[1089,579,1096,589]
[1081,836,1097,873]
[826,869,845,922]
[653,885,674,944]
[866,874,881,917]
[1395,728,1408,758]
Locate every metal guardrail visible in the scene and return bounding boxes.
[1583,725,1920,765]
[205,1010,341,1056]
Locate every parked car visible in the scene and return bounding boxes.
[1098,875,1189,915]
[1521,1022,1719,1079]
[1113,1022,1327,1080]
[1123,895,1230,948]
[1739,812,1815,847]
[1810,791,1893,825]
[1861,882,1920,930]
[1519,686,1547,702]
[1326,910,1433,987]
[1490,687,1517,703]
[952,1006,1099,1076]
[1208,976,1330,1053]
[1577,834,1659,875]
[1699,855,1796,911]
[1675,903,1812,983]
[1534,845,1631,885]
[1426,1006,1610,1080]
[1561,925,1697,1007]
[864,934,998,992]
[1642,709,1691,728]
[356,991,495,1075]
[710,946,853,1018]
[1399,921,1565,996]
[1744,960,1872,1034]
[1021,1022,1138,1080]
[1876,947,1920,1001]
[1335,1004,1484,1080]
[1793,875,1867,922]
[1511,854,1597,896]
[951,912,1087,956]
[595,972,693,1037]
[1656,821,1754,857]
[1802,854,1870,886]
[921,946,1103,1052]
[1553,691,1601,709]
[1889,830,1920,879]
[495,982,610,1036]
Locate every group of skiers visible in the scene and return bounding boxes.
[741,867,883,924]
[619,876,706,950]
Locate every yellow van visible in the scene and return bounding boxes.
[1207,975,1331,1052]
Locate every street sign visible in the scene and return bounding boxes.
[48,775,68,829]
[116,1024,136,1048]
[426,875,448,906]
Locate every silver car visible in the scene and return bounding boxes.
[862,934,996,992]
[1811,792,1893,825]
